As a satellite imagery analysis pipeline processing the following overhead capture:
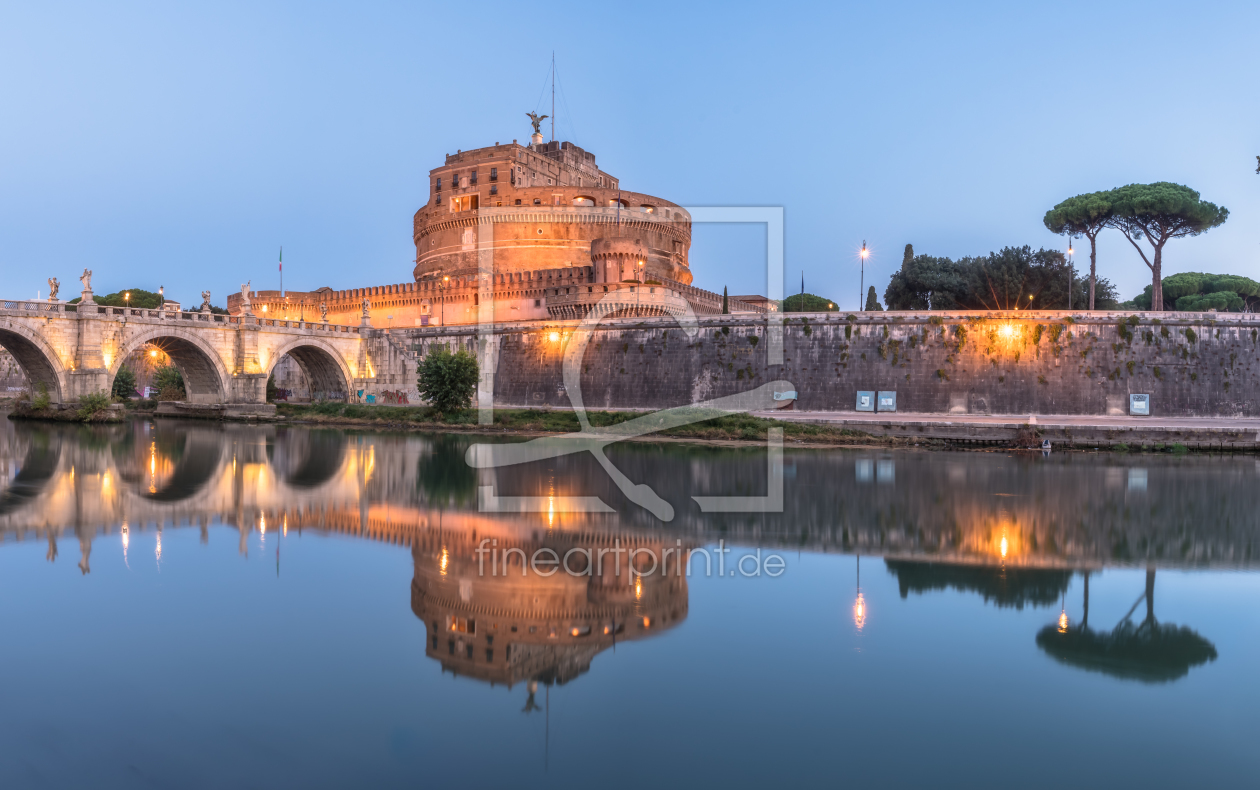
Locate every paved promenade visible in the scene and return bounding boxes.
[753,410,1260,449]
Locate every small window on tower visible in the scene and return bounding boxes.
[470,171,478,185]
[490,167,498,181]
[490,184,498,195]
[436,177,442,191]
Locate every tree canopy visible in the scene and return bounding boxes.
[69,287,164,308]
[1128,272,1260,312]
[1043,192,1114,237]
[783,292,837,312]
[1108,182,1228,311]
[1043,191,1114,309]
[884,245,1117,310]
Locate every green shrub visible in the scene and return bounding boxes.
[1171,443,1189,455]
[77,391,111,421]
[153,365,186,400]
[32,383,51,411]
[417,348,479,415]
[748,335,759,347]
[112,366,137,400]
[1184,327,1197,343]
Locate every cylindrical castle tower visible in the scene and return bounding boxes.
[591,238,650,284]
[412,140,692,287]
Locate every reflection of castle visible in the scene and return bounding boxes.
[409,529,688,688]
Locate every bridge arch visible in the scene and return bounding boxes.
[0,323,68,403]
[112,328,230,404]
[265,337,353,402]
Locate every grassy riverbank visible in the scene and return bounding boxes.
[272,402,884,445]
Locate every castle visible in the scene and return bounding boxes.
[228,129,768,325]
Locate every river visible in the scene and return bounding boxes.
[1,418,1257,788]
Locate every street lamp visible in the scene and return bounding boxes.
[637,259,644,314]
[440,275,450,326]
[1067,239,1076,310]
[859,241,869,311]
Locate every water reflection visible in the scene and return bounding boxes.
[1036,570,1218,683]
[410,530,688,691]
[0,417,1245,691]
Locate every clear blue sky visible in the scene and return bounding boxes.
[2,1,1257,311]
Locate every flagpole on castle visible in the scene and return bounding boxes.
[279,246,284,297]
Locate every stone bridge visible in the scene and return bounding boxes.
[0,298,386,411]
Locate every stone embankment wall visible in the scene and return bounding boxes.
[396,310,1260,416]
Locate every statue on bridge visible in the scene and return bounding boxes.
[320,301,328,323]
[240,281,252,315]
[200,290,212,313]
[361,297,371,326]
[47,277,59,301]
[79,269,93,304]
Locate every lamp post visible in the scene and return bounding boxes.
[1067,238,1076,311]
[440,275,450,326]
[637,259,644,315]
[859,241,869,311]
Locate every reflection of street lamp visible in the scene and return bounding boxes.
[853,555,866,631]
[859,241,869,312]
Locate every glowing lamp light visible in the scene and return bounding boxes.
[439,549,449,575]
[549,331,560,343]
[853,593,867,630]
[635,577,643,600]
[1000,535,1009,559]
[570,627,582,637]
[642,617,651,628]
[1058,610,1069,633]
[150,350,158,358]
[999,324,1015,339]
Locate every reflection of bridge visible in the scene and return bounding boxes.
[0,299,388,410]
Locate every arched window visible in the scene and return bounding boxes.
[572,196,595,207]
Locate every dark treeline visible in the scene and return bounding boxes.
[884,244,1118,311]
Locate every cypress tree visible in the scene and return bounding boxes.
[722,286,729,314]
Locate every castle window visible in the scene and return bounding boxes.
[533,198,541,205]
[470,171,478,185]
[572,196,594,207]
[436,177,441,191]
[534,299,540,307]
[450,194,479,212]
[552,194,562,205]
[490,167,497,181]
[515,199,521,205]
[490,184,498,195]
